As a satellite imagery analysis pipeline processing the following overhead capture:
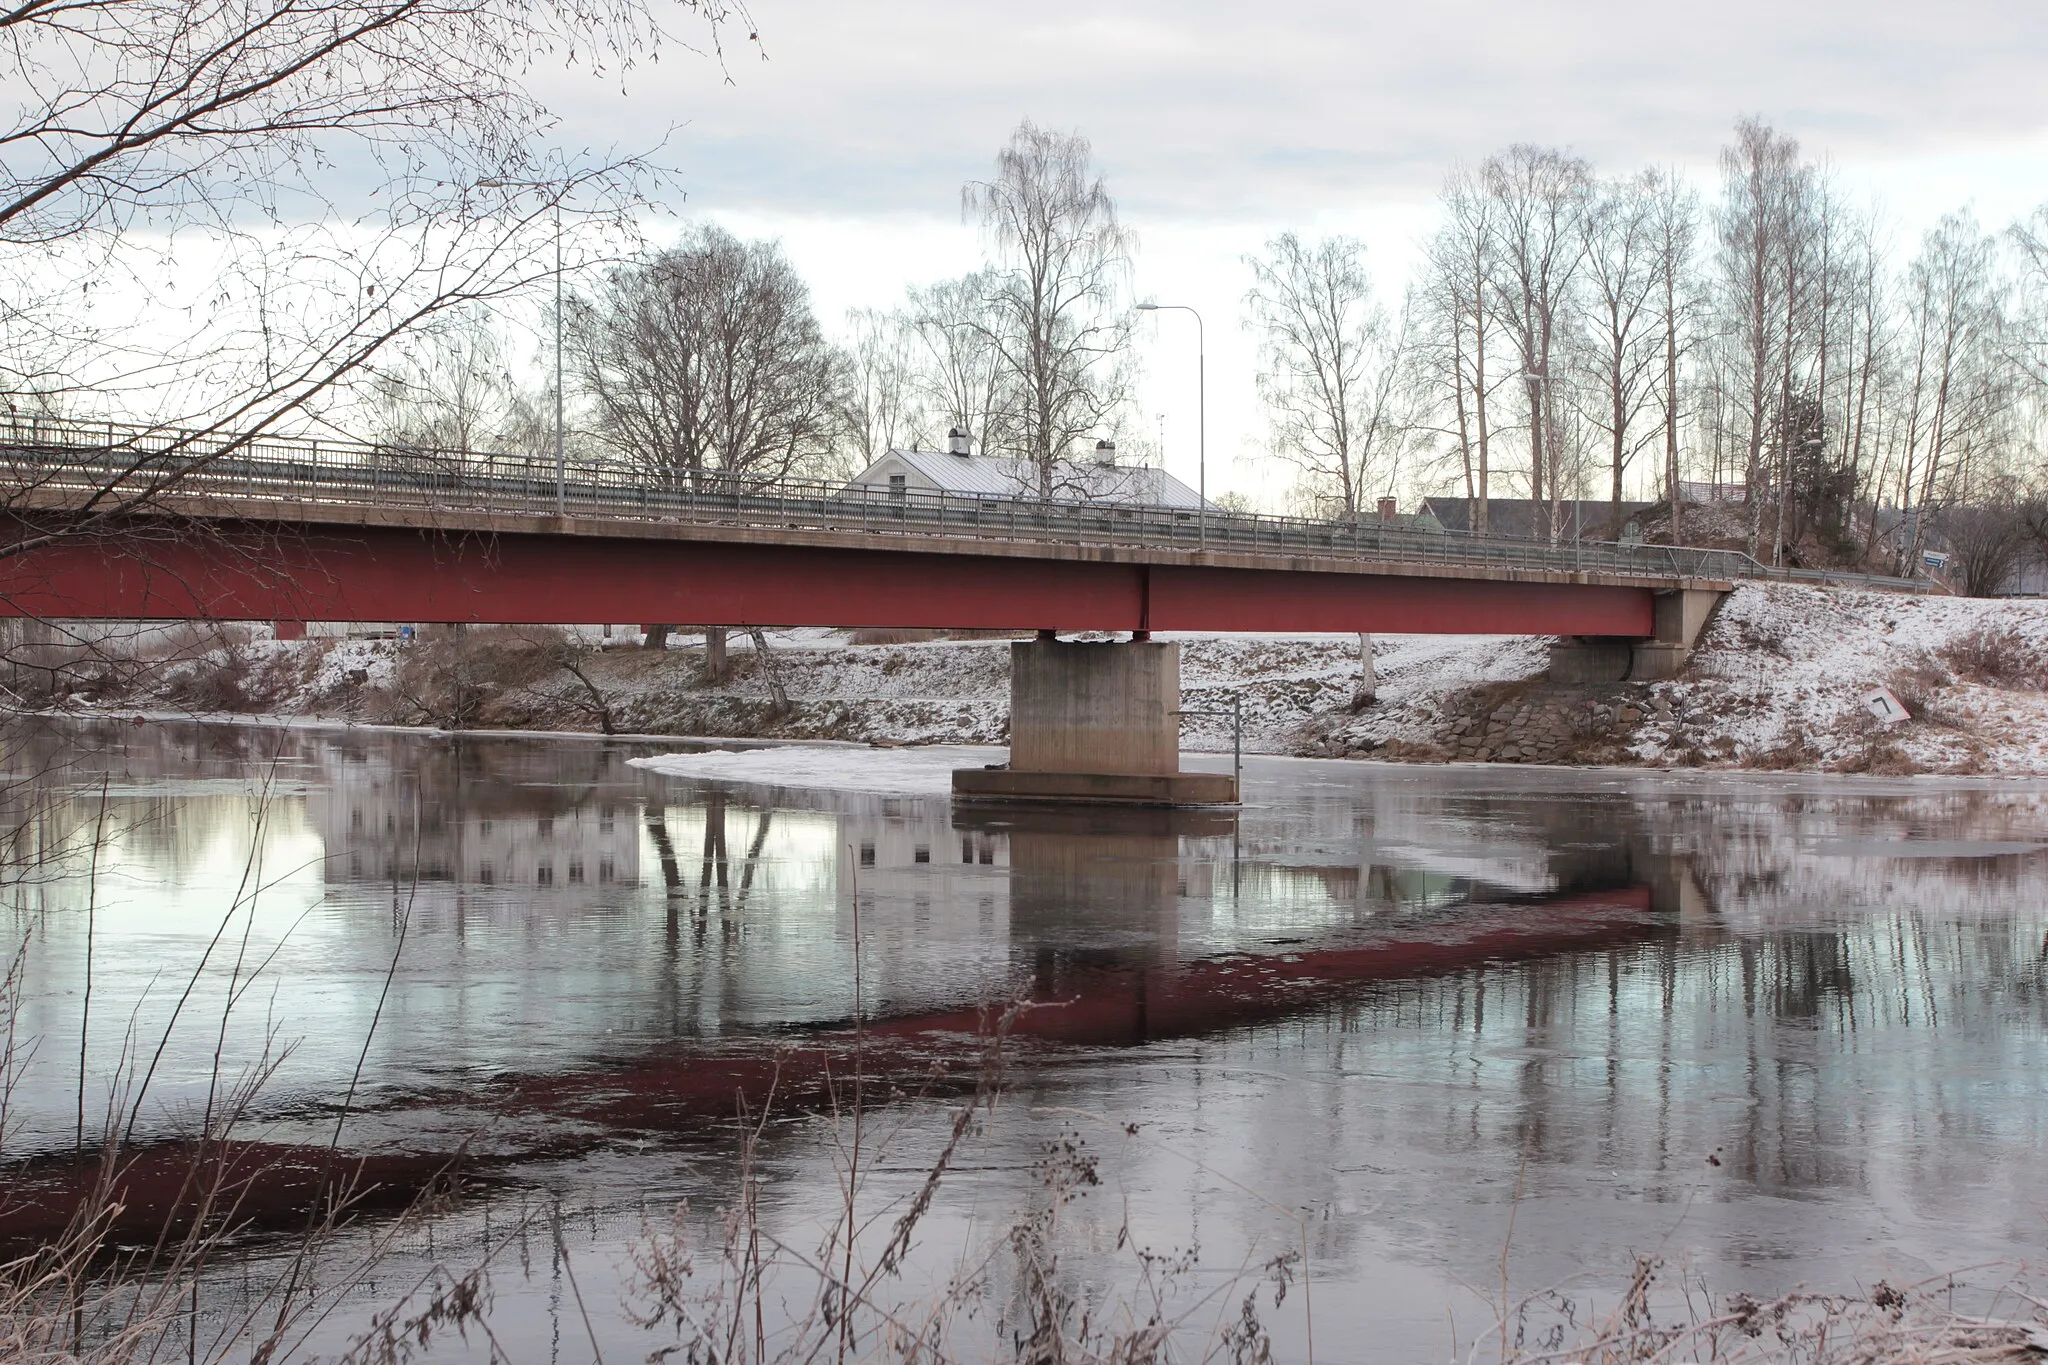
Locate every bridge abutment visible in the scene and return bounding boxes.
[1548,588,1724,684]
[952,638,1237,806]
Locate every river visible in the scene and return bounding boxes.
[3,718,2044,1361]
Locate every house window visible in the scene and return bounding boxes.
[913,845,930,864]
[888,473,906,500]
[859,842,875,867]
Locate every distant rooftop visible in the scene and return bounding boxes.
[850,445,1209,510]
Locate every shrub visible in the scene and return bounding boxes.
[1938,624,2048,691]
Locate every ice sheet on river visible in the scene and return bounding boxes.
[628,743,1003,796]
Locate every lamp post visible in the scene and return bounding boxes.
[553,203,565,517]
[1137,302,1204,551]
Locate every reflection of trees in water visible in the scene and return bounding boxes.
[645,790,784,1038]
[646,792,778,942]
[1319,910,2047,1200]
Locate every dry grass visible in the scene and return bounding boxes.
[1487,1256,2045,1363]
[1938,626,2048,692]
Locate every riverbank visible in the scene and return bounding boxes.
[31,581,2048,775]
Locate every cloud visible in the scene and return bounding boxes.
[547,0,2048,221]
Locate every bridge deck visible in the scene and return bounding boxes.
[1,418,1928,591]
[0,420,1928,632]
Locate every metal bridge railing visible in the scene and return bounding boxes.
[0,415,1932,591]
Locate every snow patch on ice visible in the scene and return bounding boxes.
[629,743,1004,797]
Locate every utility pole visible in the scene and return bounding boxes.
[554,203,566,517]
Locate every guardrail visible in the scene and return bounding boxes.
[0,416,1932,591]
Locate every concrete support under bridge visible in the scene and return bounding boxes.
[1547,588,1724,683]
[953,638,1237,806]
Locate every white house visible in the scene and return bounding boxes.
[846,429,1207,509]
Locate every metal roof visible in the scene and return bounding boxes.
[861,448,1209,509]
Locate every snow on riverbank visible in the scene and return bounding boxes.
[1309,582,2048,774]
[1644,583,2048,773]
[57,581,2048,775]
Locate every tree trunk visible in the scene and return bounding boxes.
[747,627,789,716]
[1664,272,1682,544]
[1351,633,1377,710]
[643,624,673,651]
[1474,314,1491,535]
[1611,374,1626,513]
[703,627,728,684]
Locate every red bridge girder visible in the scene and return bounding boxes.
[0,522,1659,635]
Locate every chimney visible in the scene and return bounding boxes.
[1377,496,1398,523]
[947,426,973,457]
[1092,438,1117,466]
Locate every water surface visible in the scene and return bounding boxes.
[3,720,2044,1360]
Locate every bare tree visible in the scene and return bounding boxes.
[1714,117,1814,557]
[964,121,1134,495]
[1938,494,2028,597]
[1482,145,1593,541]
[570,223,837,659]
[1246,233,1415,706]
[1,0,734,552]
[1244,233,1413,518]
[1895,211,2010,564]
[362,305,519,457]
[571,223,842,491]
[905,270,1015,454]
[1647,169,1703,540]
[1418,167,1505,533]
[839,306,922,468]
[1835,215,1894,558]
[1577,171,1665,513]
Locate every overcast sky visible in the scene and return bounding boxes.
[541,0,2048,503]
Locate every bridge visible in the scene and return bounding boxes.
[0,418,1925,802]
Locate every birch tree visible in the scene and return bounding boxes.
[965,121,1134,494]
[1648,169,1703,540]
[1577,171,1665,513]
[840,306,922,467]
[1714,117,1814,556]
[1245,233,1413,518]
[906,270,1015,454]
[1482,145,1593,540]
[1896,211,2009,563]
[1420,167,1505,533]
[1245,233,1417,706]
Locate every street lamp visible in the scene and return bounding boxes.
[1136,302,1205,551]
[553,203,565,517]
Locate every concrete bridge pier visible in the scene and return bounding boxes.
[1548,588,1724,684]
[952,637,1238,806]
